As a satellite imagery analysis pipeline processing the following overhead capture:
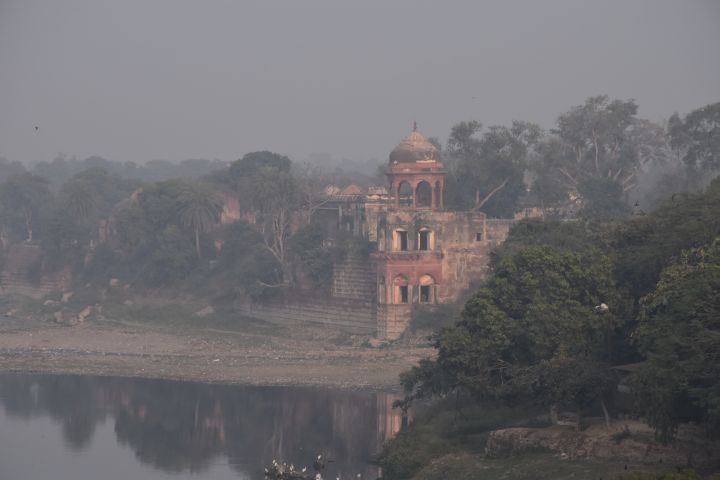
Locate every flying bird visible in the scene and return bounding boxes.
[34,126,39,131]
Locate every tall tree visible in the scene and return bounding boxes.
[446,120,542,217]
[0,173,51,242]
[634,239,720,441]
[668,102,720,173]
[60,179,98,220]
[532,96,647,213]
[177,182,223,259]
[225,151,298,285]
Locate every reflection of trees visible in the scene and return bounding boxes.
[0,374,401,478]
[0,374,106,450]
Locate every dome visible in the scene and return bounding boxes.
[389,126,438,164]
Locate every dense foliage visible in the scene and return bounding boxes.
[397,178,720,448]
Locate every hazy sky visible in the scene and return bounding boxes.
[1,0,719,166]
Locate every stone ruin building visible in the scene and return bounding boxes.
[371,125,512,338]
[240,125,514,339]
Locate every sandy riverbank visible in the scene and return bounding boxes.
[0,317,433,390]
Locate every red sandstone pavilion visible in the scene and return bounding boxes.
[239,125,514,340]
[373,125,512,338]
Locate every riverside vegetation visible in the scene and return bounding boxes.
[0,97,718,479]
[375,179,720,479]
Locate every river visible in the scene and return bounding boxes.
[0,374,404,480]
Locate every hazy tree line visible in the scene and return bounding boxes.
[441,97,719,219]
[0,96,716,300]
[0,149,362,299]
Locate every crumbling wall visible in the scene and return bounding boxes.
[377,303,411,340]
[331,255,377,302]
[0,244,72,298]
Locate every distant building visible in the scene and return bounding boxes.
[371,125,512,338]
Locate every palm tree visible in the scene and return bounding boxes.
[62,180,98,219]
[177,182,223,259]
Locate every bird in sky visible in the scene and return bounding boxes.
[34,126,39,131]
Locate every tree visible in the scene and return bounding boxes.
[577,176,631,221]
[668,102,720,173]
[446,120,542,216]
[254,167,297,282]
[0,173,51,242]
[633,239,720,441]
[555,95,639,184]
[402,243,622,425]
[611,178,720,300]
[225,151,298,285]
[531,96,649,213]
[60,179,98,220]
[295,163,332,225]
[176,181,223,259]
[146,225,197,285]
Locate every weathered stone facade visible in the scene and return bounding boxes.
[370,127,512,338]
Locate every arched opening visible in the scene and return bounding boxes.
[417,227,434,251]
[393,274,410,304]
[434,181,442,209]
[416,181,432,208]
[419,274,436,303]
[398,181,413,208]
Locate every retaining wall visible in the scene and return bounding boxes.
[236,299,377,335]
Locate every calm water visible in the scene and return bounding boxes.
[0,374,403,480]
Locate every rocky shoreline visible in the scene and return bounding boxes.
[0,319,432,391]
[485,421,720,471]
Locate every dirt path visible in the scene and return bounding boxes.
[0,319,433,390]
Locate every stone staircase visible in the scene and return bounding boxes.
[1,244,68,298]
[331,254,377,302]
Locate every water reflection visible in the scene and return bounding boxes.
[0,374,403,479]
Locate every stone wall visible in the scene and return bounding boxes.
[331,255,377,302]
[236,251,379,335]
[485,219,514,243]
[376,303,411,340]
[236,300,376,335]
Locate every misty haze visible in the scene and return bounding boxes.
[0,1,719,480]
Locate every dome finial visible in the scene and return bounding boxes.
[413,121,417,132]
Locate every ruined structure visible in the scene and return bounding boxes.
[238,125,513,339]
[372,124,511,338]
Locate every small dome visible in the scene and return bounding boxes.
[389,126,438,164]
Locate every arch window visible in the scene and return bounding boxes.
[416,181,432,208]
[398,181,413,208]
[419,274,435,304]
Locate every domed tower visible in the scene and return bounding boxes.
[387,123,445,210]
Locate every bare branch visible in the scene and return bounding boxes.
[558,168,579,186]
[476,177,510,210]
